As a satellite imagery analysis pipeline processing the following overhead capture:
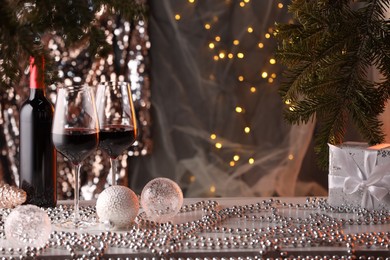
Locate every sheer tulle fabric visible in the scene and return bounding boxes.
[128,1,322,197]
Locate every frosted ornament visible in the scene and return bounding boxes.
[5,205,51,248]
[96,185,139,229]
[141,177,183,222]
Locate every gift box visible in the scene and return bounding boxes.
[328,142,390,210]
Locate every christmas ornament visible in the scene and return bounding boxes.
[0,184,27,208]
[4,205,51,248]
[140,177,183,222]
[96,185,139,229]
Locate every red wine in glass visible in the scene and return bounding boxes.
[96,81,138,185]
[99,125,137,159]
[52,85,99,228]
[52,128,98,165]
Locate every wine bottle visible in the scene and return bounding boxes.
[19,56,57,207]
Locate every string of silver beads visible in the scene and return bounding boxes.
[0,198,389,259]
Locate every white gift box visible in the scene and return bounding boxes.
[328,142,390,210]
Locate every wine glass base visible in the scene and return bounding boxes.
[56,219,97,230]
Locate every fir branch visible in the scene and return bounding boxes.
[314,99,347,169]
[285,95,339,124]
[0,0,146,89]
[276,0,390,169]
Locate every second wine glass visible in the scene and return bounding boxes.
[96,81,138,185]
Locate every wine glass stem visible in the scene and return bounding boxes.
[73,164,81,225]
[110,158,118,185]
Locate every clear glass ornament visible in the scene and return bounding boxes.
[140,177,183,222]
[5,205,51,248]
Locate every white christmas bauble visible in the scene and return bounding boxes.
[5,205,51,248]
[141,177,183,222]
[96,185,139,229]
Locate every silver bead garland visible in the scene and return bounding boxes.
[0,198,389,259]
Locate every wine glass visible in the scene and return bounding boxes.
[52,85,99,228]
[96,81,138,185]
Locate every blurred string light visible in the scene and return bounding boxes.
[175,1,286,194]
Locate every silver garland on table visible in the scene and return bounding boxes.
[0,198,389,258]
[0,12,151,200]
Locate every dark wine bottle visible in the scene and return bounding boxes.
[19,56,57,207]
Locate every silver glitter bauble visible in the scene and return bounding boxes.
[96,185,139,229]
[4,204,51,248]
[140,177,183,222]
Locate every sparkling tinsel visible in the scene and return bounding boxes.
[0,8,151,200]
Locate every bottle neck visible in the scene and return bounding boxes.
[29,88,46,99]
[29,56,45,90]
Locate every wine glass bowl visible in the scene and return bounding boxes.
[96,81,138,185]
[52,85,99,228]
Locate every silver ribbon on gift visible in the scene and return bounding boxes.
[328,144,390,209]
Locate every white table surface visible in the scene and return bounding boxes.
[1,197,389,258]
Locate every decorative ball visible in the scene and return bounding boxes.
[141,177,183,222]
[5,205,51,248]
[96,185,139,229]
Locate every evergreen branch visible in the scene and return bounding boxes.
[314,102,347,169]
[362,0,390,21]
[377,80,390,101]
[104,1,147,21]
[348,100,384,144]
[0,0,146,89]
[369,24,390,83]
[277,0,390,169]
[274,23,303,41]
[302,78,344,96]
[0,0,24,89]
[279,41,349,101]
[284,95,340,124]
